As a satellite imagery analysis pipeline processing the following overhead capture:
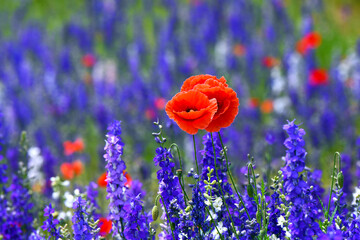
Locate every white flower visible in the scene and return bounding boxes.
[213,197,223,212]
[178,233,188,240]
[60,211,73,219]
[74,189,80,196]
[352,187,360,205]
[62,180,70,187]
[269,234,280,240]
[271,66,286,95]
[52,191,60,200]
[273,97,291,114]
[211,222,228,240]
[206,210,218,222]
[277,215,286,228]
[64,192,75,208]
[28,147,40,158]
[27,147,44,185]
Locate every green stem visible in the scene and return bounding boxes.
[210,133,239,238]
[160,195,176,240]
[250,165,259,206]
[170,143,188,204]
[326,152,341,219]
[193,135,200,176]
[218,133,251,219]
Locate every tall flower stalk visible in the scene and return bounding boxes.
[104,120,127,237]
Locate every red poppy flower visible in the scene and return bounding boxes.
[180,74,228,92]
[180,75,239,132]
[63,139,84,156]
[309,69,328,86]
[82,54,96,68]
[98,172,107,188]
[296,32,322,55]
[165,90,218,135]
[72,160,83,176]
[60,163,74,180]
[99,218,112,236]
[262,56,280,68]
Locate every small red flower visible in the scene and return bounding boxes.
[165,90,218,135]
[154,97,166,110]
[60,163,74,180]
[82,54,96,68]
[99,218,112,236]
[72,160,83,176]
[233,44,246,57]
[180,75,239,132]
[124,171,132,188]
[98,172,107,188]
[63,139,84,156]
[248,98,260,108]
[296,32,322,55]
[260,100,274,114]
[309,69,328,86]
[145,108,156,121]
[262,56,280,68]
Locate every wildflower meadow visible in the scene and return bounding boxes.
[1,0,360,239]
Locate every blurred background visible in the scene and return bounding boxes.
[0,0,359,196]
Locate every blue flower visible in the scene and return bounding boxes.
[42,204,62,240]
[281,120,321,239]
[104,120,127,236]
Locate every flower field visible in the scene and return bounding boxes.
[1,0,360,239]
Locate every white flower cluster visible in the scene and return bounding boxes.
[27,147,44,186]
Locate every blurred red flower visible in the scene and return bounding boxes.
[154,97,166,110]
[296,32,322,55]
[99,218,112,236]
[233,44,246,57]
[60,163,74,180]
[124,172,132,188]
[165,90,218,135]
[98,172,108,187]
[310,69,328,86]
[260,99,274,114]
[82,54,96,68]
[98,171,132,188]
[262,56,280,68]
[248,97,260,108]
[72,160,83,176]
[63,139,84,156]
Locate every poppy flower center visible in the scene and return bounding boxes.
[186,108,196,112]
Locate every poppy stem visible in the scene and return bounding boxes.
[190,136,224,239]
[218,132,251,220]
[210,133,239,238]
[193,135,200,177]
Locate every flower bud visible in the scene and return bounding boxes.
[152,205,159,221]
[337,171,344,189]
[247,185,254,198]
[256,210,262,224]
